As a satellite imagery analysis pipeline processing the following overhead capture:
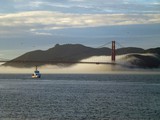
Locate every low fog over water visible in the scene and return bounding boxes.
[0,55,159,74]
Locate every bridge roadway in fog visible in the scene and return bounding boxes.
[0,60,116,65]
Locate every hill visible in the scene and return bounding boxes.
[3,44,160,68]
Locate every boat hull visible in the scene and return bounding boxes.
[32,75,41,78]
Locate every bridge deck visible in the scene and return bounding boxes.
[0,60,116,65]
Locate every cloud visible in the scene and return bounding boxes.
[26,1,69,8]
[0,11,160,26]
[0,11,160,36]
[34,32,53,36]
[69,0,84,1]
[8,0,159,14]
[0,0,158,17]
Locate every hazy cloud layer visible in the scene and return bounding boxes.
[0,0,160,14]
[0,11,160,36]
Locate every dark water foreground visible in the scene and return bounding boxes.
[0,74,160,120]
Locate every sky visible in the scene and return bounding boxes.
[0,0,160,59]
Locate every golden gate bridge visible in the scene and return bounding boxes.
[0,41,122,65]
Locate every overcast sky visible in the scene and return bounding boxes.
[0,0,160,59]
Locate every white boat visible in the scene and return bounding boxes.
[32,66,41,78]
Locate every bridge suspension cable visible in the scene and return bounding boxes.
[97,41,112,48]
[115,41,125,48]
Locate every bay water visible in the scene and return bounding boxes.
[0,74,160,120]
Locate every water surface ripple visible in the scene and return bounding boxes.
[0,74,160,120]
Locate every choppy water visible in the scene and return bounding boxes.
[0,74,160,120]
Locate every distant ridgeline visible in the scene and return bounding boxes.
[3,44,160,68]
